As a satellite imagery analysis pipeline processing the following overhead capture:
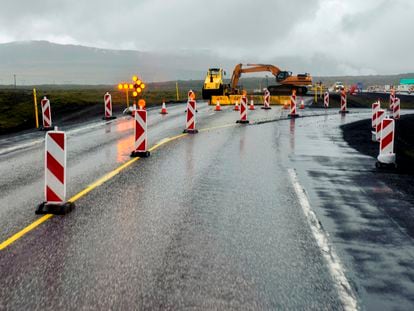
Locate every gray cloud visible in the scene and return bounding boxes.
[0,0,413,77]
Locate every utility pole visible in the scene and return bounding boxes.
[14,74,16,89]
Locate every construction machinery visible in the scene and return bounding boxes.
[202,64,312,101]
[229,64,312,96]
[202,68,226,99]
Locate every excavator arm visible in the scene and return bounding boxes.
[230,64,282,91]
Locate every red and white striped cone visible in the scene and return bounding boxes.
[183,99,198,133]
[288,91,299,118]
[160,100,168,114]
[392,98,400,120]
[376,118,396,167]
[36,128,74,214]
[373,109,385,142]
[299,98,305,109]
[40,96,53,130]
[324,92,329,108]
[371,101,380,128]
[339,90,349,113]
[131,103,137,117]
[131,109,150,157]
[234,101,240,111]
[261,88,271,109]
[214,100,222,111]
[103,92,116,120]
[236,95,249,124]
[249,96,255,110]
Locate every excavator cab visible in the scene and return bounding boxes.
[202,68,225,99]
[276,71,292,82]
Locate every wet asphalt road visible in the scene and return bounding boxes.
[1,102,414,310]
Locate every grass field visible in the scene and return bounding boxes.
[0,81,203,134]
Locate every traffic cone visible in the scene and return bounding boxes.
[234,101,240,111]
[249,97,255,110]
[299,99,305,109]
[160,100,168,114]
[214,100,222,111]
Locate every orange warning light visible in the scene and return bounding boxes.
[132,75,138,82]
[138,99,146,109]
[141,83,145,89]
[123,83,128,89]
[129,84,134,89]
[118,83,123,90]
[136,80,141,86]
[137,88,142,93]
[132,91,138,97]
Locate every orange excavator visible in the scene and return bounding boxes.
[228,63,312,95]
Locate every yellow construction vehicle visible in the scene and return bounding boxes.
[202,68,227,100]
[229,63,312,95]
[203,64,312,104]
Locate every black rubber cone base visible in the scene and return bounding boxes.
[288,114,300,118]
[39,127,53,131]
[103,116,117,121]
[261,107,272,110]
[375,161,397,170]
[130,151,150,158]
[160,112,168,115]
[339,110,350,114]
[36,201,75,215]
[183,129,199,134]
[236,120,250,124]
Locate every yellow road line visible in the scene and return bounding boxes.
[0,123,233,251]
[0,214,53,250]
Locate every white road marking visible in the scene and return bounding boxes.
[288,168,358,311]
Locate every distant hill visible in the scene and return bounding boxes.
[1,41,413,87]
[0,41,232,85]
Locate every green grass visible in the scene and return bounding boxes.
[0,81,206,134]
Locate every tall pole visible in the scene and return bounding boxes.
[126,89,129,108]
[176,81,180,101]
[14,74,16,89]
[33,88,39,129]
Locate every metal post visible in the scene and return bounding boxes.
[176,81,180,101]
[126,89,129,108]
[33,88,39,128]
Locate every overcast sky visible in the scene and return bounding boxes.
[1,0,413,76]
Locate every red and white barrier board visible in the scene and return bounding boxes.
[390,90,396,111]
[103,92,116,120]
[41,96,52,129]
[262,89,271,109]
[373,109,385,142]
[324,92,329,108]
[288,91,299,118]
[371,101,380,128]
[339,91,349,113]
[36,129,74,214]
[131,109,150,157]
[236,95,249,124]
[377,118,396,166]
[392,98,400,120]
[184,99,198,133]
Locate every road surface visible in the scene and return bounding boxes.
[1,102,414,310]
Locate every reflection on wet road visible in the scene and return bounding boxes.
[1,104,414,310]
